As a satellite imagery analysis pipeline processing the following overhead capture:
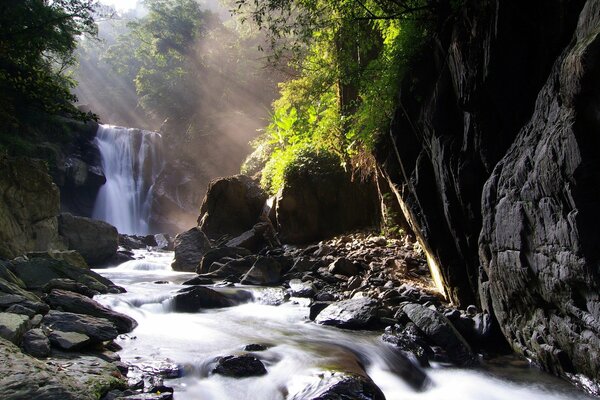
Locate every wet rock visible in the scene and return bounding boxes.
[315,297,379,330]
[328,258,360,276]
[171,227,212,272]
[45,289,137,333]
[197,247,253,274]
[43,278,99,298]
[287,371,384,400]
[42,310,119,342]
[244,344,268,351]
[21,328,51,358]
[309,302,331,321]
[204,257,256,280]
[212,355,267,377]
[240,257,281,286]
[289,279,316,298]
[225,227,264,252]
[0,312,30,344]
[172,287,253,312]
[182,276,214,285]
[402,303,473,366]
[382,323,432,367]
[48,330,91,351]
[198,175,267,239]
[58,213,118,265]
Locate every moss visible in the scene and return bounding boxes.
[87,375,127,399]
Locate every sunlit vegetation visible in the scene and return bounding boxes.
[237,0,456,193]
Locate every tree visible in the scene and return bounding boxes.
[0,0,99,130]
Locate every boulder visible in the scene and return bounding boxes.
[0,337,96,399]
[275,151,378,244]
[0,155,65,259]
[26,250,88,269]
[21,328,51,358]
[171,227,212,272]
[58,213,118,265]
[198,175,267,239]
[42,310,119,342]
[402,303,473,366]
[197,247,252,274]
[287,371,385,400]
[288,279,316,298]
[48,330,91,351]
[315,297,379,330]
[0,312,30,344]
[45,289,137,333]
[171,287,253,312]
[225,228,263,252]
[43,278,98,298]
[328,258,360,277]
[202,257,257,280]
[382,323,432,367]
[212,355,267,377]
[240,257,281,286]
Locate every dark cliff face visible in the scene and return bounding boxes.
[377,0,600,384]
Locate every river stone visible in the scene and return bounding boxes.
[402,303,473,366]
[0,337,95,399]
[45,289,137,333]
[328,258,360,276]
[198,175,267,239]
[171,227,212,272]
[58,213,118,265]
[240,257,281,286]
[26,250,88,269]
[197,246,253,274]
[22,328,51,358]
[172,287,253,312]
[42,310,119,342]
[6,304,37,317]
[382,323,432,367]
[0,312,30,344]
[289,279,317,298]
[287,371,385,400]
[212,355,267,377]
[0,276,41,303]
[204,257,257,280]
[48,330,91,351]
[315,297,379,330]
[43,278,99,298]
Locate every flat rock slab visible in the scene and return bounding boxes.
[402,303,474,366]
[0,312,29,344]
[42,310,119,342]
[49,330,91,351]
[45,289,137,333]
[212,355,267,377]
[315,297,379,330]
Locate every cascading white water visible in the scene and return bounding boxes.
[92,124,164,235]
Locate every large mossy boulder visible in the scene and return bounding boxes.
[58,213,118,265]
[198,175,267,239]
[275,151,379,244]
[0,155,66,259]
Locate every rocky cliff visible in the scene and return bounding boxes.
[376,0,600,387]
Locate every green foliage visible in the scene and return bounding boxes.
[0,0,98,130]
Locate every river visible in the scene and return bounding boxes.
[94,250,593,400]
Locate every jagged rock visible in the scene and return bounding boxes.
[315,297,379,330]
[275,151,378,244]
[402,303,473,366]
[212,355,267,377]
[382,323,432,366]
[48,330,91,351]
[42,310,119,342]
[240,257,281,286]
[0,312,30,344]
[203,257,257,280]
[43,278,98,298]
[171,227,212,272]
[45,289,137,333]
[172,287,253,312]
[0,155,66,260]
[225,228,263,251]
[197,247,252,274]
[58,213,118,265]
[22,328,51,358]
[287,371,385,400]
[198,175,267,239]
[8,257,116,293]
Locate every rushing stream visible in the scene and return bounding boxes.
[95,250,593,400]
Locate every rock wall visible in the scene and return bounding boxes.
[376,0,600,385]
[0,155,65,259]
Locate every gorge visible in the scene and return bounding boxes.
[1,0,600,399]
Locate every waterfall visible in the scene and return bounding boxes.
[92,124,164,235]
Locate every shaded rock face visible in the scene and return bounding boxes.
[150,160,207,234]
[479,0,600,381]
[198,175,267,239]
[0,155,65,259]
[276,164,379,245]
[58,213,118,265]
[376,0,600,385]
